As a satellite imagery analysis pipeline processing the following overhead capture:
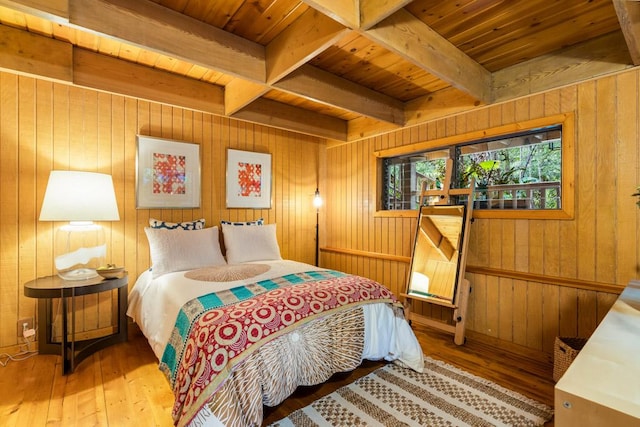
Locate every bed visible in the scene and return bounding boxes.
[127,219,424,427]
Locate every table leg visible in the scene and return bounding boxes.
[61,290,68,375]
[70,287,76,373]
[117,286,128,341]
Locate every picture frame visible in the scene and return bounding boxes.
[136,135,201,209]
[226,148,272,209]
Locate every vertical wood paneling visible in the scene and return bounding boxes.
[528,220,544,274]
[616,71,639,283]
[498,277,513,341]
[558,287,578,336]
[18,76,37,339]
[0,72,321,350]
[576,81,597,282]
[324,68,640,357]
[512,279,528,346]
[485,275,499,337]
[595,77,617,284]
[525,282,543,350]
[1,73,19,348]
[542,284,559,353]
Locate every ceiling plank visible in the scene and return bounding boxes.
[232,98,347,141]
[300,0,358,29]
[493,31,632,102]
[359,0,413,30]
[274,64,405,125]
[225,78,269,115]
[364,8,492,104]
[0,24,72,82]
[266,7,349,84]
[613,0,640,65]
[69,0,266,82]
[73,47,225,116]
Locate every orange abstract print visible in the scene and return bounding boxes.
[237,162,262,197]
[153,152,186,195]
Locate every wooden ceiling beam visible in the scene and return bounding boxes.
[224,79,269,116]
[232,98,347,141]
[300,0,412,30]
[492,31,633,102]
[266,7,349,84]
[274,64,405,125]
[0,24,72,82]
[613,0,640,65]
[73,48,225,116]
[69,0,266,83]
[404,87,482,127]
[363,9,493,104]
[347,87,482,141]
[0,0,67,21]
[300,0,358,29]
[359,0,413,30]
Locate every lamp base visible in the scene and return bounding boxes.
[57,267,99,281]
[54,222,106,281]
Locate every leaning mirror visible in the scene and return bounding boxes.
[406,205,466,304]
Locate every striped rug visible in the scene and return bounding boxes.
[269,356,553,427]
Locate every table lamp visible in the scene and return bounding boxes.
[39,171,120,280]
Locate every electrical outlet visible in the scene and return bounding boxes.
[17,317,34,337]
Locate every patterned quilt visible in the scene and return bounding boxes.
[160,270,397,426]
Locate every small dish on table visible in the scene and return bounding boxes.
[96,264,125,279]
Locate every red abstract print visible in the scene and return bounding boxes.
[153,152,186,195]
[237,162,262,197]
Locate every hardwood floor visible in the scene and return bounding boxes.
[0,324,555,426]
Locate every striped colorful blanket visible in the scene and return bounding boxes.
[160,270,397,425]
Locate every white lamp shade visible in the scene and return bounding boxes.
[40,171,120,221]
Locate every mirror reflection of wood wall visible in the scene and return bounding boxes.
[408,205,464,303]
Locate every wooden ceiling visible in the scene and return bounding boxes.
[0,0,637,142]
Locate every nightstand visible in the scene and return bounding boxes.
[24,274,128,375]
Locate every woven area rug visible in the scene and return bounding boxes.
[269,356,553,427]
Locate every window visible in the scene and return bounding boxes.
[375,114,575,219]
[456,126,562,210]
[383,148,449,210]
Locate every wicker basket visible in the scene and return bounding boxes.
[553,336,588,382]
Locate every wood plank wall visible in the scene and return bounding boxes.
[322,69,640,359]
[0,71,321,350]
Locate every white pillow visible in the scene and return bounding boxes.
[222,223,282,264]
[145,226,226,278]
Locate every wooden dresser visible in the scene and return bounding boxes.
[555,280,640,426]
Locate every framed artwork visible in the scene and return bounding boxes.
[226,148,272,209]
[136,135,201,208]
